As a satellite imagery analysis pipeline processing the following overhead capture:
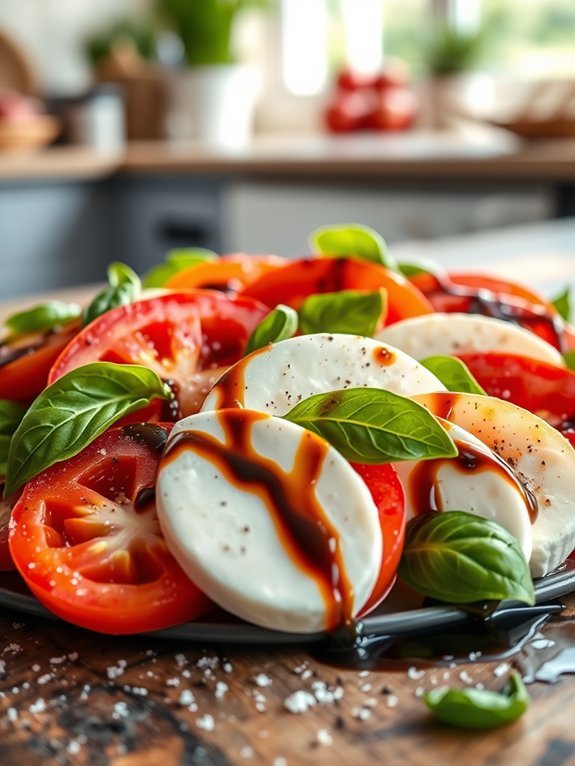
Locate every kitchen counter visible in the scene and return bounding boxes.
[2,132,575,182]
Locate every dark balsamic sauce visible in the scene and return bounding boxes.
[122,424,170,453]
[428,274,566,352]
[164,409,356,628]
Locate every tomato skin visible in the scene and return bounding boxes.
[9,424,212,634]
[165,254,284,292]
[0,323,79,402]
[243,257,432,325]
[458,351,575,430]
[352,463,406,615]
[0,490,17,571]
[49,291,269,416]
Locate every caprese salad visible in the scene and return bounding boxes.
[1,224,574,636]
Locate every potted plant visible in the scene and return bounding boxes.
[158,0,267,146]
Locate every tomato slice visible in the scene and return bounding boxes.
[9,424,212,634]
[166,254,285,292]
[410,271,564,350]
[242,257,433,325]
[0,323,79,402]
[49,291,269,416]
[458,351,575,432]
[352,463,406,615]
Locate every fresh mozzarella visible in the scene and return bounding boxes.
[393,420,533,561]
[201,333,445,416]
[376,313,564,367]
[414,392,575,577]
[157,409,383,633]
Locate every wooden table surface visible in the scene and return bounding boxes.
[2,265,575,766]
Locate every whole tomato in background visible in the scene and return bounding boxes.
[324,59,417,134]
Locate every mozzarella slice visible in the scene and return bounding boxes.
[393,420,533,561]
[376,313,564,366]
[201,333,445,415]
[414,392,575,577]
[157,409,383,633]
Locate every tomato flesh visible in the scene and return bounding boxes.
[49,291,269,417]
[9,424,212,634]
[0,323,79,402]
[352,462,406,615]
[242,256,433,325]
[459,351,575,433]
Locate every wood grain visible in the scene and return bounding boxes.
[1,595,575,766]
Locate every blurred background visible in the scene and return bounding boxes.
[1,0,575,298]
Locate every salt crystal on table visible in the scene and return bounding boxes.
[196,714,215,731]
[284,690,316,714]
[253,673,272,687]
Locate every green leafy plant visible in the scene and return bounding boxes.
[421,355,486,395]
[299,290,385,337]
[84,262,141,326]
[86,18,157,66]
[246,305,298,354]
[4,302,81,339]
[426,25,485,75]
[310,224,397,271]
[157,0,269,67]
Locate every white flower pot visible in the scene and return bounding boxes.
[166,64,259,148]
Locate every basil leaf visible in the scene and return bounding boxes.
[397,259,442,278]
[246,305,298,354]
[4,362,172,497]
[310,224,397,271]
[424,672,529,729]
[563,350,575,371]
[0,401,27,477]
[4,301,81,337]
[84,262,141,325]
[143,248,217,288]
[421,355,486,395]
[284,388,457,464]
[299,290,385,337]
[551,286,573,322]
[399,511,535,605]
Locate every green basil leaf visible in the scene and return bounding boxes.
[142,248,217,288]
[563,350,575,371]
[284,387,457,464]
[84,262,141,325]
[397,259,442,278]
[298,290,385,337]
[0,400,27,435]
[551,286,573,322]
[246,304,298,354]
[0,401,27,477]
[424,671,529,729]
[399,511,535,605]
[310,224,397,271]
[421,355,486,395]
[4,301,81,337]
[4,362,172,497]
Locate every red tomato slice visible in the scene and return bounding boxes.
[9,424,212,634]
[0,323,79,402]
[49,291,269,416]
[352,463,406,615]
[458,351,575,432]
[242,257,433,325]
[410,271,564,350]
[165,254,285,292]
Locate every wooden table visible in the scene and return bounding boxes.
[2,276,575,766]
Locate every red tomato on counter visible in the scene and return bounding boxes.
[9,424,212,634]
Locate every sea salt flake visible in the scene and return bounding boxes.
[459,670,474,685]
[196,714,215,731]
[253,673,272,687]
[284,690,316,714]
[215,681,229,699]
[493,662,510,678]
[178,690,196,707]
[240,746,254,759]
[407,667,425,680]
[29,698,46,714]
[317,729,333,746]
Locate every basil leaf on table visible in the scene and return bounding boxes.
[4,362,173,497]
[142,248,217,288]
[84,262,141,325]
[309,224,397,271]
[246,304,298,354]
[424,671,529,729]
[0,400,27,477]
[551,286,573,322]
[4,301,81,337]
[299,290,385,337]
[398,511,535,605]
[563,350,575,371]
[284,388,457,464]
[421,355,486,395]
